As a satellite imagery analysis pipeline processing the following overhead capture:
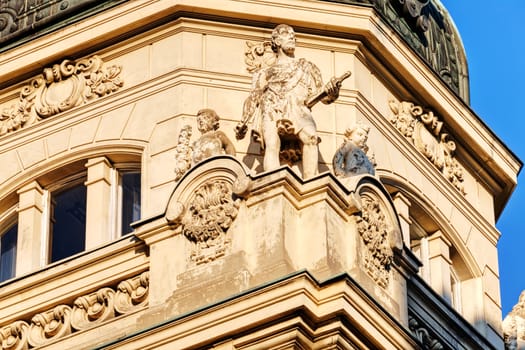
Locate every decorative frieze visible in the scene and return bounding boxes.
[0,321,29,350]
[1,55,123,136]
[389,100,465,194]
[0,271,149,349]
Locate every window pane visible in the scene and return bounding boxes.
[121,172,141,235]
[0,224,17,282]
[50,184,86,262]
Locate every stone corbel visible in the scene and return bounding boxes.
[0,55,123,136]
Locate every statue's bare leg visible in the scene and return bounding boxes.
[299,129,319,178]
[263,119,281,171]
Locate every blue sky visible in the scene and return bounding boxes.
[440,1,525,316]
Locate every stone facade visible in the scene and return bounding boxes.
[0,1,520,349]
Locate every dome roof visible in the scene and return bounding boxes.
[324,0,470,103]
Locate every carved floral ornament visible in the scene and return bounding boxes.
[355,184,402,289]
[178,180,239,265]
[166,157,248,267]
[0,271,148,349]
[0,55,123,136]
[389,100,465,194]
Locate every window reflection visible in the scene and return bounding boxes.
[50,184,86,263]
[120,172,141,235]
[0,224,17,282]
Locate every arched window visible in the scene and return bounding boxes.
[384,178,479,322]
[1,154,142,280]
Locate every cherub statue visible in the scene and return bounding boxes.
[333,122,376,177]
[191,108,236,165]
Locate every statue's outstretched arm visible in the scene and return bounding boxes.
[235,71,265,139]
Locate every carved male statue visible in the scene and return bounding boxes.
[332,123,376,177]
[236,24,347,178]
[192,108,236,165]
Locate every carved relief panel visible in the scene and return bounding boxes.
[355,178,403,288]
[1,55,123,136]
[181,180,239,265]
[389,100,465,194]
[166,157,249,267]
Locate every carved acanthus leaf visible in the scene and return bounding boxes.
[71,288,115,330]
[244,41,276,73]
[0,55,123,136]
[0,321,29,350]
[174,125,193,181]
[114,271,149,314]
[28,305,72,348]
[389,100,465,194]
[0,271,149,349]
[181,180,239,265]
[356,195,393,288]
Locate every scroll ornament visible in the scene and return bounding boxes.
[356,195,394,288]
[408,314,445,350]
[0,321,29,350]
[0,55,123,136]
[181,180,240,265]
[389,100,465,194]
[0,271,148,349]
[244,40,276,74]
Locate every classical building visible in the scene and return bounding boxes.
[0,1,521,349]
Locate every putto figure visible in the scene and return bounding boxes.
[236,24,350,178]
[192,108,236,165]
[332,123,376,177]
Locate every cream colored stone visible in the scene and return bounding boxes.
[69,117,101,149]
[45,128,72,157]
[116,45,151,88]
[205,35,247,76]
[95,104,135,142]
[17,139,47,170]
[15,181,45,275]
[427,231,452,302]
[84,157,113,249]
